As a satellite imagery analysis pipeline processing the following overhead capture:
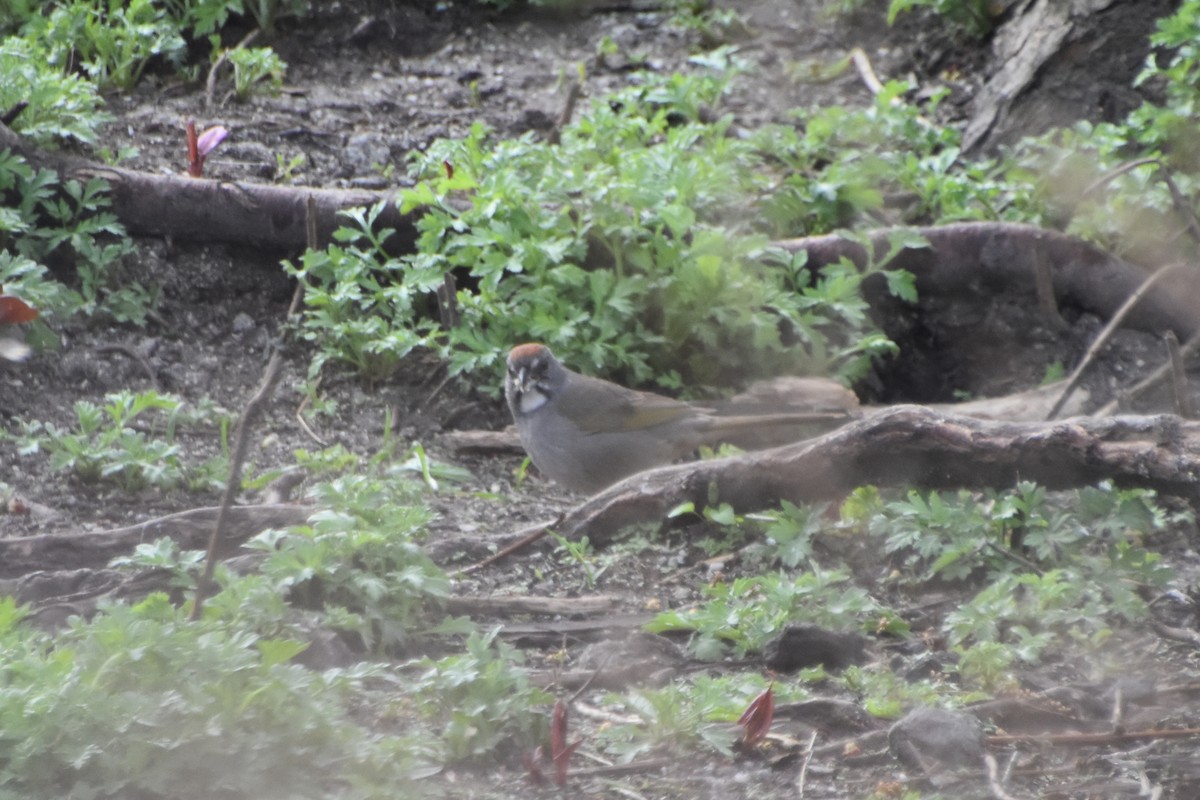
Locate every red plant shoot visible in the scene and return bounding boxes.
[550,699,582,786]
[737,684,775,748]
[521,746,547,786]
[186,120,229,177]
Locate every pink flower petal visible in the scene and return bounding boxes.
[196,125,229,157]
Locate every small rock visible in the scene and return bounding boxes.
[888,707,984,773]
[231,312,256,336]
[344,132,391,175]
[763,624,869,672]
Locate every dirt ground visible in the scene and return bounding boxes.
[3,1,1200,798]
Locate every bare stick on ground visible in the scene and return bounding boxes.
[1046,262,1190,420]
[190,351,286,619]
[1165,331,1194,418]
[190,197,313,620]
[458,517,561,574]
[1094,329,1200,416]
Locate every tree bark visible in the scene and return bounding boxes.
[0,121,417,254]
[779,223,1200,340]
[553,407,1200,547]
[0,503,310,580]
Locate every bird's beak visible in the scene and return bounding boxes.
[515,365,530,394]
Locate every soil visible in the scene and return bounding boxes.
[3,1,1200,798]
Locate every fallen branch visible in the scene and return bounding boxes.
[777,223,1199,340]
[551,407,1200,548]
[0,120,417,254]
[191,345,286,619]
[0,504,311,580]
[457,518,558,574]
[492,613,657,646]
[444,594,619,617]
[1095,329,1200,416]
[986,728,1200,746]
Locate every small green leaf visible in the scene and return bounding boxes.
[257,638,310,667]
[884,269,918,303]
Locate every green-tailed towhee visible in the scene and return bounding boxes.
[504,343,851,493]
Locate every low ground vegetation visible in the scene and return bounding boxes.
[2,1,1200,798]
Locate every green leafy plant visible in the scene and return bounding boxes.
[666,0,752,48]
[0,149,151,327]
[241,474,452,652]
[755,82,1037,232]
[667,495,836,568]
[24,0,188,91]
[110,536,207,586]
[667,498,756,557]
[846,481,1180,683]
[646,567,905,659]
[0,593,433,800]
[838,664,955,719]
[946,487,1175,659]
[159,0,242,36]
[0,38,111,145]
[240,0,309,33]
[395,63,929,390]
[598,684,713,759]
[860,481,1181,586]
[954,640,1020,692]
[225,44,286,99]
[750,499,829,568]
[404,72,824,388]
[395,441,475,490]
[294,443,362,475]
[694,501,754,555]
[405,628,551,762]
[549,532,602,588]
[9,390,227,491]
[595,673,806,762]
[275,150,307,183]
[284,202,437,380]
[5,0,301,97]
[169,0,310,35]
[943,568,1132,658]
[294,58,1041,391]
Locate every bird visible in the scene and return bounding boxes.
[504,343,853,493]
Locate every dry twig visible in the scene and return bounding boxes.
[1094,329,1200,416]
[191,196,313,619]
[457,517,560,574]
[205,29,261,109]
[1047,262,1190,420]
[796,730,818,798]
[1165,331,1194,418]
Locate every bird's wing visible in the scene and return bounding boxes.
[564,374,697,434]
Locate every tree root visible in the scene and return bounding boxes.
[553,407,1200,548]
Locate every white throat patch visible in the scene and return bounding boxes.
[518,388,549,414]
